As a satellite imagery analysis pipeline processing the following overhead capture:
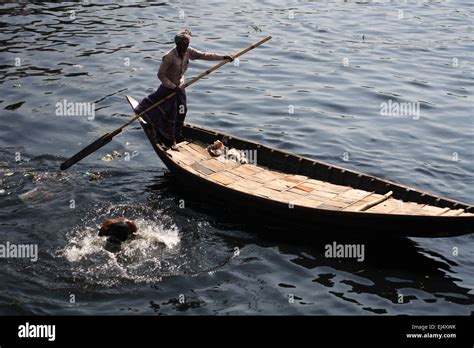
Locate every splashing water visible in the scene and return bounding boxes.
[62,217,180,262]
[60,204,182,286]
[59,203,232,286]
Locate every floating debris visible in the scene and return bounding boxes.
[100,150,124,162]
[100,150,137,162]
[23,171,35,179]
[248,25,262,33]
[83,171,104,182]
[100,154,114,162]
[5,101,25,111]
[18,187,53,203]
[18,187,39,202]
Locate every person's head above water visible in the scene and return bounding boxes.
[99,217,138,242]
[175,29,192,56]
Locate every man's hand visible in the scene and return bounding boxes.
[175,82,185,93]
[223,55,234,62]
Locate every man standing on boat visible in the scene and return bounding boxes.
[136,29,233,150]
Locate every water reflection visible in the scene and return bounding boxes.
[149,174,474,311]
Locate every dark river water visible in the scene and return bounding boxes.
[0,1,473,315]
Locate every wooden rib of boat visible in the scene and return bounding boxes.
[127,96,473,238]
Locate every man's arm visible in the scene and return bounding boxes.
[189,47,227,61]
[157,55,177,89]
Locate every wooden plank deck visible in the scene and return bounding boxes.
[166,141,473,216]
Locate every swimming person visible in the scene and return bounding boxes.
[135,29,233,150]
[99,217,138,252]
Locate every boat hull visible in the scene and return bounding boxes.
[127,96,473,238]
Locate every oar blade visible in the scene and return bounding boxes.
[60,129,121,170]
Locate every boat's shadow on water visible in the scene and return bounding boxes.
[146,174,473,306]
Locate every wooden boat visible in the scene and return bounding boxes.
[127,96,473,238]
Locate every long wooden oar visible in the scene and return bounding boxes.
[60,35,272,170]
